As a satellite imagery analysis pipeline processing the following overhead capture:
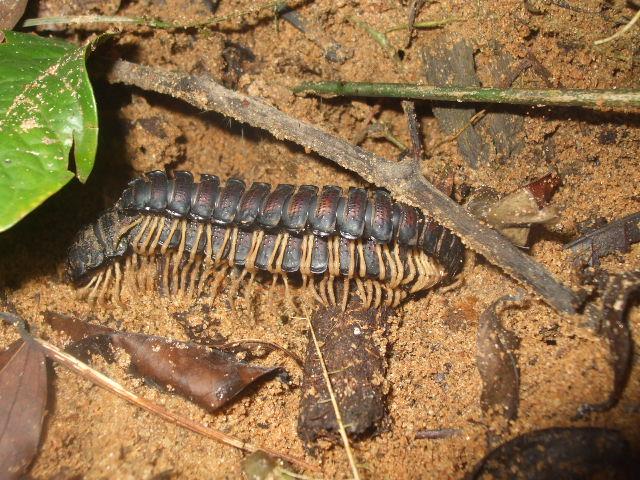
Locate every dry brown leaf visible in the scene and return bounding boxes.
[0,339,48,480]
[476,295,522,420]
[0,0,28,29]
[469,427,633,479]
[45,312,281,412]
[579,271,640,416]
[467,173,561,247]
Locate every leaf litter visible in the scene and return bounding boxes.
[476,294,523,422]
[469,427,635,479]
[44,311,284,412]
[578,270,640,416]
[1,311,314,472]
[0,338,48,480]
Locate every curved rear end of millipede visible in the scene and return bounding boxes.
[67,170,465,308]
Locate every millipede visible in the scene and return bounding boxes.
[67,170,465,309]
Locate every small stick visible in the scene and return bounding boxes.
[404,0,426,48]
[415,428,461,440]
[0,313,316,471]
[401,100,423,163]
[594,8,640,45]
[293,81,640,109]
[104,60,581,314]
[306,315,361,480]
[22,0,294,29]
[385,18,457,33]
[430,109,486,151]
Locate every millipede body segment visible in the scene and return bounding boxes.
[68,170,464,308]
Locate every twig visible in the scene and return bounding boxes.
[305,315,361,480]
[22,0,291,30]
[104,60,580,314]
[348,16,399,62]
[385,18,456,33]
[293,81,640,109]
[430,109,486,151]
[415,428,461,439]
[594,8,640,45]
[0,313,316,471]
[22,15,172,28]
[401,100,423,163]
[404,0,426,47]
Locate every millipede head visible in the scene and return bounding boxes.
[67,208,136,287]
[67,223,106,285]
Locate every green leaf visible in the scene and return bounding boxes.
[0,31,99,232]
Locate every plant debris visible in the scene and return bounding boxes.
[2,312,314,470]
[0,0,28,29]
[467,173,561,247]
[422,38,490,168]
[564,211,640,266]
[242,451,296,480]
[44,311,282,412]
[298,301,390,443]
[468,427,636,479]
[0,337,48,480]
[476,295,523,421]
[578,271,640,416]
[278,6,352,63]
[415,428,461,440]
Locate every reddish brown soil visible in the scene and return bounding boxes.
[1,0,639,478]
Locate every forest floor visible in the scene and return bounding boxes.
[1,0,639,478]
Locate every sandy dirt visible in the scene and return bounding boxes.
[1,0,639,478]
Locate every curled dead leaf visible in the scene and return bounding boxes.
[476,295,522,421]
[564,211,640,267]
[468,427,635,479]
[578,271,640,416]
[467,173,560,247]
[0,338,48,480]
[45,311,282,412]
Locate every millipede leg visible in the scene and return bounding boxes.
[147,217,165,255]
[171,220,188,295]
[364,279,373,309]
[98,265,114,304]
[372,280,382,308]
[209,265,229,300]
[309,276,324,304]
[139,216,160,255]
[340,277,349,312]
[117,216,144,239]
[274,233,289,274]
[226,227,239,267]
[354,278,366,305]
[318,277,329,306]
[187,257,203,296]
[77,273,100,299]
[402,249,417,286]
[393,244,404,289]
[113,261,123,304]
[375,243,386,282]
[87,272,105,303]
[357,241,367,278]
[159,218,179,256]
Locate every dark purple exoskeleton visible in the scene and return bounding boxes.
[68,170,465,307]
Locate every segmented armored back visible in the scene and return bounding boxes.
[68,170,464,308]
